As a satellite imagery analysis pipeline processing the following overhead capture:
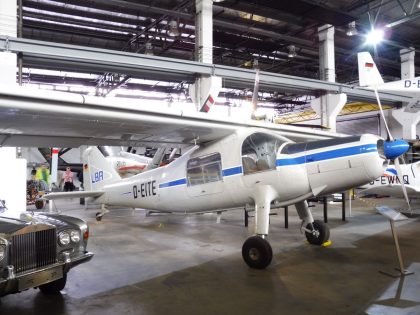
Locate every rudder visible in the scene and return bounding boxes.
[358,52,384,87]
[83,146,121,191]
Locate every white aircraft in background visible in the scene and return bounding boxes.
[359,161,420,198]
[358,51,420,112]
[106,152,150,177]
[104,147,179,177]
[44,128,409,269]
[357,51,419,211]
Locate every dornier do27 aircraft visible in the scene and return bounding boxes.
[45,128,409,269]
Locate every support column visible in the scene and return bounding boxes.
[392,109,420,139]
[195,0,212,65]
[400,48,415,80]
[317,25,342,131]
[310,93,347,132]
[0,0,17,86]
[318,25,335,83]
[189,0,221,112]
[0,148,26,217]
[0,1,26,217]
[390,48,417,139]
[0,1,17,37]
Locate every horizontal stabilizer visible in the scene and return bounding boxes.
[43,190,104,200]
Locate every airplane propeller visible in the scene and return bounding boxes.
[373,88,412,214]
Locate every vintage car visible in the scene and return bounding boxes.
[0,211,93,296]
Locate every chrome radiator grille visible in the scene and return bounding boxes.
[11,228,57,274]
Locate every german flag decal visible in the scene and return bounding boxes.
[365,62,374,68]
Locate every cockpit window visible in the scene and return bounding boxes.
[187,153,222,186]
[242,133,284,174]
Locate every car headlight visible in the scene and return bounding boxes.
[70,230,80,243]
[58,231,70,246]
[0,244,5,262]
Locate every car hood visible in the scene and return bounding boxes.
[0,213,71,235]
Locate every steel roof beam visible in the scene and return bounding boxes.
[0,36,411,103]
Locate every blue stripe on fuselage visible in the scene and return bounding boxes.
[159,178,187,188]
[159,144,377,187]
[159,167,242,189]
[276,144,377,166]
[222,166,242,176]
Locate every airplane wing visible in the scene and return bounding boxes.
[358,184,420,199]
[403,94,420,113]
[43,190,104,200]
[0,86,346,148]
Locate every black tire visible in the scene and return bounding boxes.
[35,199,44,209]
[39,274,67,295]
[305,220,330,245]
[242,236,273,269]
[95,212,102,221]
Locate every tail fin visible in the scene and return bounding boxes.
[83,146,121,191]
[357,52,384,87]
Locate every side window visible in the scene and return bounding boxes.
[187,153,222,186]
[242,133,284,174]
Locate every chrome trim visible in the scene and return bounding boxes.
[0,251,93,296]
[11,227,56,273]
[6,266,15,280]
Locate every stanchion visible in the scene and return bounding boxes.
[376,206,414,277]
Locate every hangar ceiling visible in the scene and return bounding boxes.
[15,0,420,111]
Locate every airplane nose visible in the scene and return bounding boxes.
[383,139,409,159]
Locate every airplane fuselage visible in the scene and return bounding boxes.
[87,129,386,213]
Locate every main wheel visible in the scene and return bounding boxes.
[305,220,330,245]
[95,212,103,221]
[35,199,44,209]
[39,274,67,295]
[242,236,273,269]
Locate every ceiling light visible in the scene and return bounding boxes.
[346,21,358,36]
[167,20,180,37]
[365,28,384,46]
[287,45,297,58]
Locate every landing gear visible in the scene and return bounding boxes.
[242,236,273,269]
[305,219,330,245]
[95,204,109,221]
[95,212,103,221]
[35,199,44,210]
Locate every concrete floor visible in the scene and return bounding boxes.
[1,198,420,315]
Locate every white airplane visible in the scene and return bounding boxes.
[106,153,150,177]
[359,161,420,198]
[44,128,409,269]
[357,51,419,211]
[358,51,420,112]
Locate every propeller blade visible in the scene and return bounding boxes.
[374,86,411,213]
[394,158,412,215]
[374,88,393,141]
